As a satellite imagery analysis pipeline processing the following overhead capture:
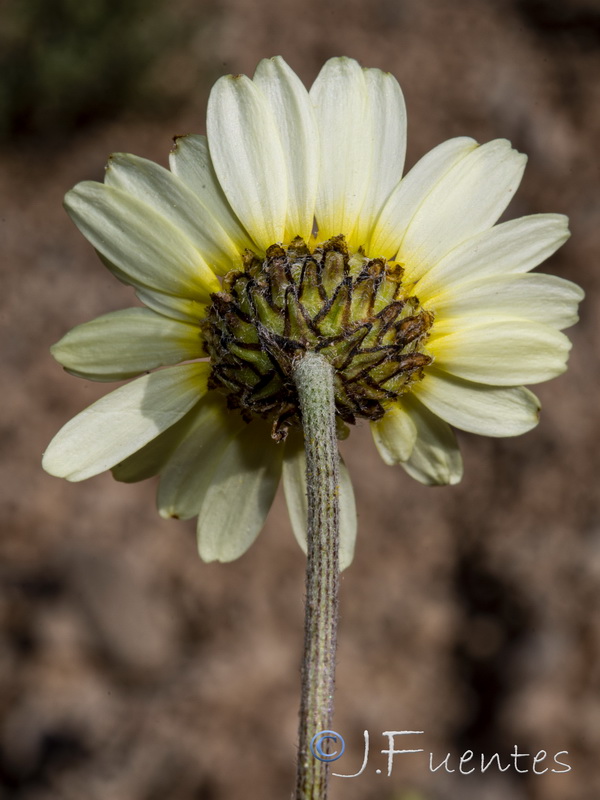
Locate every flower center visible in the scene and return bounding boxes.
[203,236,433,440]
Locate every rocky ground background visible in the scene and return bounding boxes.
[1,0,599,799]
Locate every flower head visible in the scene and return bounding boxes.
[43,56,583,567]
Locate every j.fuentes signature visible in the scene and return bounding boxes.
[310,730,571,777]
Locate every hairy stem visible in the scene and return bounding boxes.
[293,352,340,800]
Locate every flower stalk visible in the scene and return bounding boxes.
[293,352,340,800]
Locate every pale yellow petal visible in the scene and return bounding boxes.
[43,363,210,481]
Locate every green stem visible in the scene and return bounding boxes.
[293,352,340,800]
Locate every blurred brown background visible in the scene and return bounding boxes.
[1,0,599,798]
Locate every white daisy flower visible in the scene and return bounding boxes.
[43,56,583,567]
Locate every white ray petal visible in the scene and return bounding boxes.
[371,402,418,464]
[135,287,207,325]
[430,318,572,385]
[399,139,527,282]
[368,137,478,259]
[157,396,245,520]
[415,368,541,436]
[353,67,407,249]
[65,182,220,302]
[42,363,210,481]
[105,153,242,275]
[51,307,204,381]
[197,422,283,563]
[397,396,463,486]
[169,134,255,252]
[424,272,583,331]
[310,57,371,242]
[207,74,287,251]
[111,404,203,483]
[253,56,319,242]
[415,214,571,300]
